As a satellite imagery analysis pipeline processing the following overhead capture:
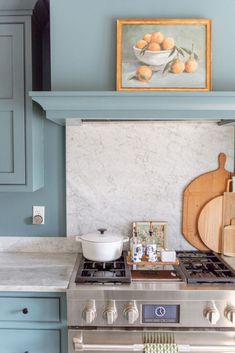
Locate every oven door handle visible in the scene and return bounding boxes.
[73,341,143,351]
[73,339,235,352]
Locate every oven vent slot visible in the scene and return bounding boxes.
[144,332,175,344]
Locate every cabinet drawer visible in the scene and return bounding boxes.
[0,329,60,353]
[0,297,60,323]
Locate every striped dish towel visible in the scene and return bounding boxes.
[144,343,179,353]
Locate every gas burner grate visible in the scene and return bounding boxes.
[75,252,131,284]
[177,251,235,284]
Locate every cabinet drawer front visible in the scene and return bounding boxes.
[0,297,60,323]
[0,329,60,353]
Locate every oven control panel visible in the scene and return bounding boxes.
[142,304,180,323]
[68,298,235,328]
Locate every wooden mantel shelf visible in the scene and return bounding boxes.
[29,91,235,126]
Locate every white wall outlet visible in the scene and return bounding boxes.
[32,206,45,225]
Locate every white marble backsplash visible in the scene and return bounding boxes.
[66,121,234,250]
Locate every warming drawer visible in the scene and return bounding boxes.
[69,329,235,353]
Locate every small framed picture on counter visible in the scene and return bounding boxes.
[116,18,212,91]
[133,221,167,249]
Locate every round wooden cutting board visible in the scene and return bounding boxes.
[198,195,223,253]
[182,153,231,251]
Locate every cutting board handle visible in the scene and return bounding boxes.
[218,152,226,170]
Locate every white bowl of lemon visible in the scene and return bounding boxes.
[133,32,176,67]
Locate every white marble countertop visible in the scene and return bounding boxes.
[0,252,77,292]
[1,252,233,292]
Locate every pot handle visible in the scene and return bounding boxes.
[97,228,107,234]
[123,236,129,243]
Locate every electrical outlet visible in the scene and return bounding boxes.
[32,206,45,225]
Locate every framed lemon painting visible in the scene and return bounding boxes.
[116,19,212,91]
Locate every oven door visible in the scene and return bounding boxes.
[69,329,235,353]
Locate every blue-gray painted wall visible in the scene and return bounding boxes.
[1,0,235,236]
[0,120,66,236]
[50,0,235,91]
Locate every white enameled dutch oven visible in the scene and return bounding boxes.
[76,228,129,262]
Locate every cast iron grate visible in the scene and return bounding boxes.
[177,251,235,284]
[75,251,131,284]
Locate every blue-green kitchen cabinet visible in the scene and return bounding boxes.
[0,11,44,191]
[0,329,60,353]
[0,292,67,353]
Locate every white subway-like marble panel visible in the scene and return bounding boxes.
[66,121,234,250]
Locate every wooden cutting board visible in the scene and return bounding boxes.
[223,218,235,257]
[198,195,223,252]
[183,153,231,251]
[131,270,182,281]
[223,191,235,227]
[222,187,235,256]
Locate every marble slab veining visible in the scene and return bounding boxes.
[66,121,234,250]
[0,236,79,253]
[0,252,77,292]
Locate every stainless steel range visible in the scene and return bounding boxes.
[68,251,235,352]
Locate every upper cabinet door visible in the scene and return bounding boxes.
[0,24,25,184]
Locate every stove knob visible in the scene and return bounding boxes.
[103,301,118,325]
[83,300,96,324]
[204,306,220,325]
[225,306,235,323]
[123,302,139,324]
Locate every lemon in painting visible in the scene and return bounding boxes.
[135,40,148,49]
[171,59,185,74]
[136,66,153,81]
[162,37,175,50]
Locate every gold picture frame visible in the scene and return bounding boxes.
[133,221,168,250]
[116,18,212,91]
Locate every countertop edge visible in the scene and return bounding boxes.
[0,252,78,292]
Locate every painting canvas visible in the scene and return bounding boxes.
[117,19,211,91]
[133,221,167,250]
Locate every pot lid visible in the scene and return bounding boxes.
[81,228,124,243]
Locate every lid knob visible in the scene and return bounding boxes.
[97,228,107,235]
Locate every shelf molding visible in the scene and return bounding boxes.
[29,91,235,126]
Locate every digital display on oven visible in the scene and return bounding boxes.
[142,304,180,323]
